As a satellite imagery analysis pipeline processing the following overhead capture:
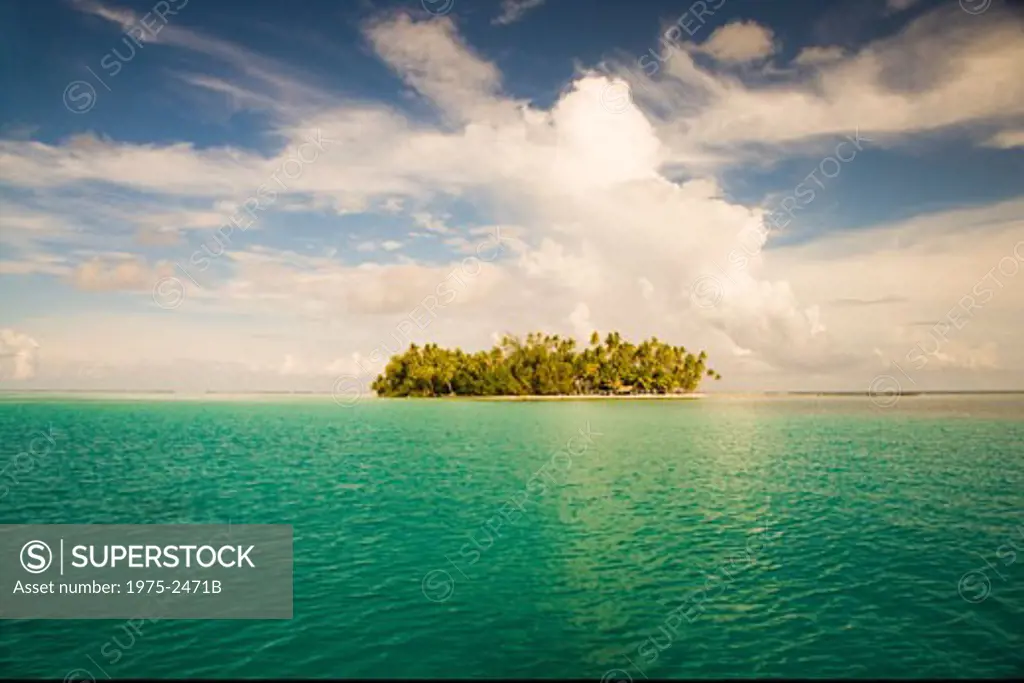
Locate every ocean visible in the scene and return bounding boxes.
[0,394,1021,678]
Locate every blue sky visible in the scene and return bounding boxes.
[1,0,1022,393]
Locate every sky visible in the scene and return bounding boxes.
[0,0,1022,395]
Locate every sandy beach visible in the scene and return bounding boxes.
[465,393,707,401]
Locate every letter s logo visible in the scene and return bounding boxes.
[20,540,52,574]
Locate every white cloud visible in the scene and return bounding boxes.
[638,277,655,301]
[0,133,266,196]
[613,6,1024,163]
[693,20,777,64]
[760,198,1024,386]
[364,14,507,123]
[792,46,846,67]
[983,129,1024,149]
[352,240,405,253]
[493,0,546,26]
[0,206,76,237]
[925,342,999,370]
[278,354,301,376]
[0,252,72,277]
[381,197,405,214]
[411,212,454,235]
[0,329,39,380]
[217,243,506,317]
[568,302,593,340]
[71,255,173,292]
[69,0,335,116]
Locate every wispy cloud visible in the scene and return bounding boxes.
[69,0,337,117]
[492,0,546,26]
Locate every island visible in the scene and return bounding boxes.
[371,331,720,398]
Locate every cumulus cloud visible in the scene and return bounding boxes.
[693,20,777,64]
[0,329,40,380]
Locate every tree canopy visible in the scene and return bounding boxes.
[371,331,721,397]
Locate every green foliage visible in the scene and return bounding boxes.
[371,332,720,397]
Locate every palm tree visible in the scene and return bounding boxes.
[370,331,718,397]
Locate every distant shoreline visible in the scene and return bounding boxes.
[3,390,1024,403]
[4,390,1024,395]
[0,391,709,403]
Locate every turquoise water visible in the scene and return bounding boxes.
[0,395,1022,679]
